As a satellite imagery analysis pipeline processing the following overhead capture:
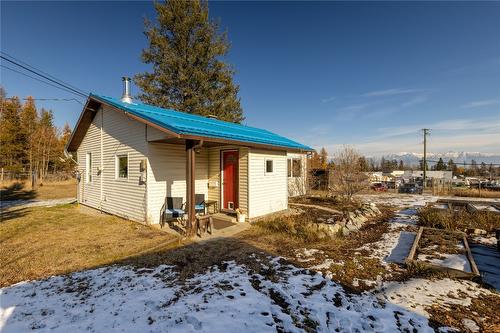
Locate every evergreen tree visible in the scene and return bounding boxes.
[436,157,446,171]
[20,96,39,175]
[358,156,368,172]
[398,160,404,170]
[135,0,243,123]
[0,97,23,171]
[470,160,478,176]
[319,147,329,169]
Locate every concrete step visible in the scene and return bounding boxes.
[212,213,237,223]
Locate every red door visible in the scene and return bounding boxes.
[222,150,238,210]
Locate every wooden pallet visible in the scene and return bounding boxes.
[405,226,480,278]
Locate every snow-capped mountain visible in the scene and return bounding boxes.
[380,152,500,165]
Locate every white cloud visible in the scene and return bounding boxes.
[321,96,336,103]
[461,99,500,109]
[310,116,500,156]
[362,88,423,97]
[401,95,428,108]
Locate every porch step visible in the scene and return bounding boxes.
[212,213,237,223]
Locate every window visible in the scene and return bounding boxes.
[292,159,302,177]
[116,154,128,179]
[287,159,292,177]
[265,159,274,173]
[86,152,92,183]
[287,158,302,178]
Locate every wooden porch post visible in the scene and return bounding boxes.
[186,140,196,233]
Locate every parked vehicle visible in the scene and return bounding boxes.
[399,183,423,194]
[371,182,387,192]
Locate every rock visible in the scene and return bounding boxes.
[468,228,487,235]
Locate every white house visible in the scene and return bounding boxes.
[66,79,312,225]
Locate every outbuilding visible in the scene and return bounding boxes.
[66,79,312,226]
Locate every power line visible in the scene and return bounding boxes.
[0,54,87,98]
[1,64,86,99]
[1,51,85,95]
[4,95,83,105]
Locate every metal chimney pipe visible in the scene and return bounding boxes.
[121,76,132,103]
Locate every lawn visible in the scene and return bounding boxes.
[0,180,77,201]
[0,204,178,287]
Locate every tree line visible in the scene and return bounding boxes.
[0,87,74,181]
[308,146,499,178]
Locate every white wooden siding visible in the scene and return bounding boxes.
[77,106,148,222]
[248,149,288,218]
[287,152,307,197]
[147,143,209,224]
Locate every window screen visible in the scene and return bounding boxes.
[117,155,128,178]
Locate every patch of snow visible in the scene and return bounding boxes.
[377,278,493,318]
[462,318,480,332]
[418,253,471,273]
[471,236,497,246]
[0,198,76,210]
[1,259,441,333]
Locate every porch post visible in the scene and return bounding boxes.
[186,139,196,232]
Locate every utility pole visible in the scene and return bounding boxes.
[422,128,430,189]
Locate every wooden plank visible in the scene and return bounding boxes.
[405,226,423,264]
[463,235,481,276]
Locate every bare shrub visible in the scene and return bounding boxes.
[329,146,368,201]
[418,207,500,233]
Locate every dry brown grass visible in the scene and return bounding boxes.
[427,293,500,333]
[0,180,77,201]
[0,204,177,287]
[237,208,397,292]
[419,207,500,233]
[453,188,500,198]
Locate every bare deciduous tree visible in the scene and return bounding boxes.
[329,146,368,201]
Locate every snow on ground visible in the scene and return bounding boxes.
[0,198,76,210]
[377,278,493,318]
[357,206,419,266]
[418,253,472,273]
[1,259,436,333]
[1,194,498,332]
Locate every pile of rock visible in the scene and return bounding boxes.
[316,203,381,237]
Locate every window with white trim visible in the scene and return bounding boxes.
[265,159,273,174]
[85,152,92,183]
[287,158,302,178]
[116,154,128,179]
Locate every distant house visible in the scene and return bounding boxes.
[66,79,312,224]
[403,170,453,180]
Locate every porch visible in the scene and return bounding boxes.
[147,138,250,236]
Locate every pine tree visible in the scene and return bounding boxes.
[398,160,404,170]
[0,97,24,171]
[135,0,243,123]
[436,158,445,171]
[20,96,39,175]
[319,147,329,169]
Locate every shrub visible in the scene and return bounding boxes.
[418,207,500,233]
[254,214,331,243]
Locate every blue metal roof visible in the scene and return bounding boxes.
[90,93,312,151]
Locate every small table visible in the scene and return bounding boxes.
[196,215,213,237]
[204,200,218,214]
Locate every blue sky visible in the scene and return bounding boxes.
[2,1,499,156]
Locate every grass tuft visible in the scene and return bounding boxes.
[418,207,500,233]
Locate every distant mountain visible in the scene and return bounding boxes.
[378,152,500,165]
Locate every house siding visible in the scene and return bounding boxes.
[248,149,288,219]
[287,152,308,197]
[147,143,209,224]
[77,106,148,222]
